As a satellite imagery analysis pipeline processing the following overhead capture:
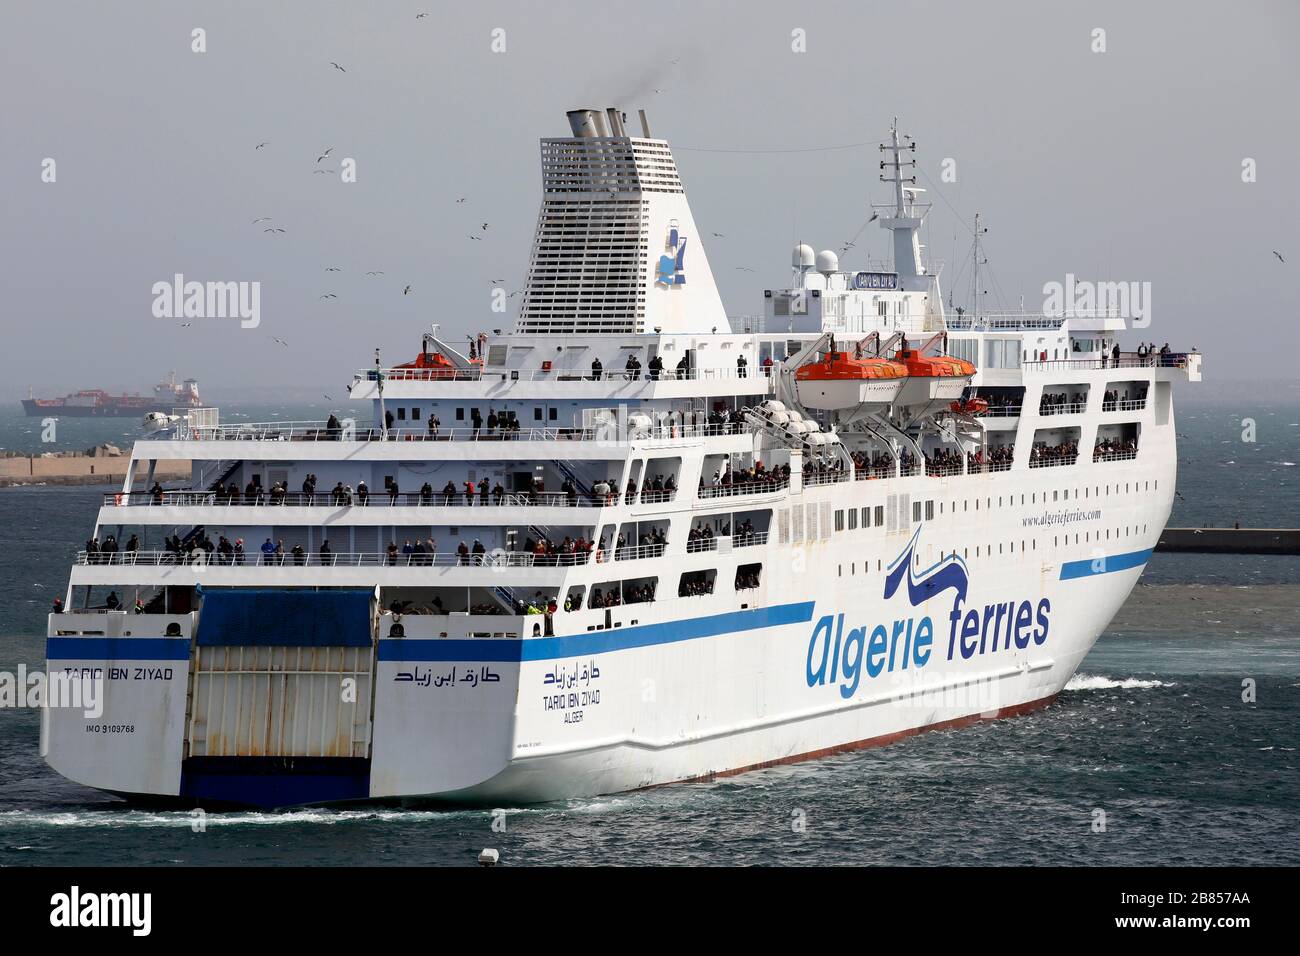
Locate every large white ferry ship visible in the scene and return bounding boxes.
[43,108,1200,808]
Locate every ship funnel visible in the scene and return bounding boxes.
[566,108,606,137]
[605,107,626,137]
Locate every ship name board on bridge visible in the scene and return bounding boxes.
[852,271,897,291]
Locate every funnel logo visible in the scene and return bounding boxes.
[806,526,1051,698]
[655,220,687,286]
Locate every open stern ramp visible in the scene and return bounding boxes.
[180,588,376,806]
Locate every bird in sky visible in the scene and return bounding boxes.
[481,222,489,231]
[403,285,413,295]
[1274,250,1286,263]
[712,232,725,238]
[252,217,272,224]
[316,147,334,163]
[735,266,755,272]
[320,293,338,299]
[490,278,505,284]
[313,169,331,175]
[272,337,289,347]
[455,197,467,204]
[330,62,346,72]
[653,88,667,94]
[868,212,880,223]
[263,227,286,233]
[416,12,429,18]
[325,267,341,272]
[255,142,269,150]
[179,322,193,327]
[366,271,385,276]
[468,235,483,241]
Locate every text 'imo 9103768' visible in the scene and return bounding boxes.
[42,108,1201,807]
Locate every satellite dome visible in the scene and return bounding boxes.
[792,243,815,268]
[816,249,839,274]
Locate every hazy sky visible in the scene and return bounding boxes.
[3,0,1297,399]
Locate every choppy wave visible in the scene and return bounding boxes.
[1065,674,1175,691]
[0,807,471,828]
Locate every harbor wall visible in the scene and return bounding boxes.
[0,456,189,488]
[1156,528,1300,556]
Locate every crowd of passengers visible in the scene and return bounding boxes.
[1093,437,1139,461]
[1101,387,1147,411]
[967,445,1015,472]
[1039,391,1087,414]
[1029,440,1080,467]
[700,461,792,496]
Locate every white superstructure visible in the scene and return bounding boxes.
[43,111,1201,807]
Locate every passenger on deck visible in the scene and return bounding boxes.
[357,481,369,506]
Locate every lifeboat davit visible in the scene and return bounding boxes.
[795,350,908,410]
[893,349,976,405]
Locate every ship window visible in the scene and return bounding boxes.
[396,408,406,420]
[912,501,921,522]
[534,407,542,421]
[835,509,845,532]
[848,509,858,530]
[874,505,883,526]
[455,408,465,421]
[549,408,558,421]
[679,570,715,597]
[925,500,934,520]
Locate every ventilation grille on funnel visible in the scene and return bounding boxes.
[540,139,683,194]
[518,199,649,334]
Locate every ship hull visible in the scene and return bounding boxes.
[42,454,1169,808]
[22,399,181,417]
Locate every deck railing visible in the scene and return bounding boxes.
[75,549,593,569]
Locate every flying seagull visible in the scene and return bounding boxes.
[316,147,334,163]
[1274,250,1286,263]
[490,278,505,284]
[366,271,385,276]
[455,197,467,204]
[735,266,755,272]
[325,267,341,272]
[272,337,289,347]
[403,285,412,295]
[481,222,489,231]
[255,142,269,150]
[712,232,725,238]
[263,227,286,233]
[468,234,483,241]
[313,169,331,175]
[320,293,338,299]
[252,217,272,224]
[416,12,429,18]
[330,62,346,72]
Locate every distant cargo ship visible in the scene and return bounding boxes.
[22,373,200,417]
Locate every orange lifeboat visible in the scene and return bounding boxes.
[894,349,976,405]
[949,396,989,415]
[391,350,480,380]
[795,350,908,410]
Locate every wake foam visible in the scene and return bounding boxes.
[1065,674,1174,691]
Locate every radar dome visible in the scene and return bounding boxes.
[816,249,839,274]
[792,243,815,268]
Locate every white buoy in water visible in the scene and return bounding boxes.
[478,848,500,867]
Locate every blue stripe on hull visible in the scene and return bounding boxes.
[46,637,191,661]
[1059,547,1153,580]
[378,601,818,662]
